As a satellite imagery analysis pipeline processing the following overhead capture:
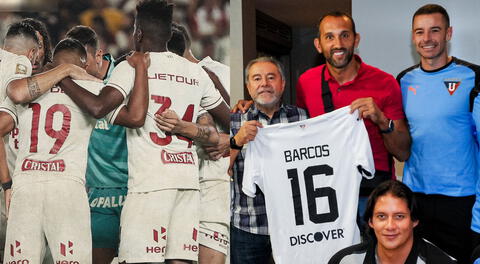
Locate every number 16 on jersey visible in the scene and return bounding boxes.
[287,164,339,226]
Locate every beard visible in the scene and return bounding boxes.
[254,93,281,109]
[325,47,355,69]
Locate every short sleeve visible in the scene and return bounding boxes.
[199,71,223,110]
[106,103,127,124]
[105,61,135,99]
[2,55,32,98]
[382,76,405,121]
[242,136,263,197]
[0,97,18,127]
[353,115,375,179]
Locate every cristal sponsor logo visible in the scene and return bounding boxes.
[21,159,65,172]
[289,228,344,246]
[146,228,166,254]
[8,240,29,264]
[148,73,199,86]
[443,78,462,95]
[161,150,195,165]
[90,195,125,208]
[60,241,74,256]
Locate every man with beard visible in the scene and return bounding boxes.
[398,4,480,263]
[230,57,308,263]
[295,12,411,226]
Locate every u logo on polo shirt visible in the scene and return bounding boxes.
[443,78,462,95]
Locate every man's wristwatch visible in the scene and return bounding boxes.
[230,136,243,150]
[380,119,394,134]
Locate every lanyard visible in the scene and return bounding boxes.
[321,66,335,113]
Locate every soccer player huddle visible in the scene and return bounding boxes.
[0,0,230,263]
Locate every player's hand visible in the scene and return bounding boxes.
[127,51,151,68]
[203,133,229,160]
[67,64,102,82]
[154,109,185,134]
[234,120,263,146]
[350,97,389,129]
[231,100,254,113]
[4,188,11,219]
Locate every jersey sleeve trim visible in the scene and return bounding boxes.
[106,83,128,99]
[201,96,223,110]
[0,107,18,127]
[107,103,126,124]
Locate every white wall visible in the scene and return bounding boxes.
[353,0,480,76]
[230,0,244,106]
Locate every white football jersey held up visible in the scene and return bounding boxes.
[107,52,223,192]
[243,106,375,264]
[0,80,103,187]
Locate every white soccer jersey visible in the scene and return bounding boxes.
[107,51,223,192]
[198,56,230,95]
[0,49,33,174]
[0,80,103,186]
[243,106,375,264]
[0,49,32,100]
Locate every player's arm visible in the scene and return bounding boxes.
[206,102,229,132]
[203,133,229,160]
[350,97,411,161]
[109,52,150,128]
[202,66,230,104]
[7,63,100,104]
[59,52,149,121]
[155,110,219,146]
[0,112,15,186]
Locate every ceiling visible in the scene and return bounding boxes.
[255,0,351,27]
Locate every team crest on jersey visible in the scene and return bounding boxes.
[161,150,195,165]
[15,63,27,74]
[443,78,462,95]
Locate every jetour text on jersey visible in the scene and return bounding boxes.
[148,73,199,86]
[284,144,330,163]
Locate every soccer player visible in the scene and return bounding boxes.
[56,0,229,263]
[168,23,230,264]
[65,25,126,264]
[0,38,148,264]
[329,180,455,263]
[397,4,480,263]
[21,18,53,74]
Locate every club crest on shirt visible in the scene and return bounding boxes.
[15,63,27,75]
[443,78,462,95]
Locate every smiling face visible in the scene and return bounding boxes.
[315,15,359,69]
[246,61,285,108]
[412,13,452,66]
[369,193,418,254]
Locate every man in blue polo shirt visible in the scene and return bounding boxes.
[397,4,480,263]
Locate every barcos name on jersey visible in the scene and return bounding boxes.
[284,144,330,163]
[290,228,344,246]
